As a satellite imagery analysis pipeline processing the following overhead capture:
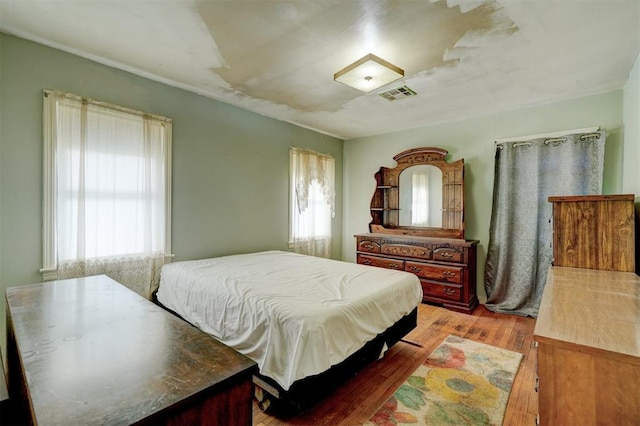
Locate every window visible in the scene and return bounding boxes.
[411,172,429,226]
[289,147,335,258]
[42,90,172,298]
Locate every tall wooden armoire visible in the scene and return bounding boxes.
[548,194,636,272]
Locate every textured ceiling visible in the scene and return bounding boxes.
[1,0,638,140]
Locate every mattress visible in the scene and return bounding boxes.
[156,250,422,390]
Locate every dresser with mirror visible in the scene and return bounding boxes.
[355,147,478,313]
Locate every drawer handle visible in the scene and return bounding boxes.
[388,263,400,269]
[363,243,374,249]
[408,266,422,273]
[418,251,427,256]
[362,259,372,265]
[442,271,456,278]
[439,252,454,258]
[444,288,456,295]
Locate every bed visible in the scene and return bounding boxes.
[156,250,422,409]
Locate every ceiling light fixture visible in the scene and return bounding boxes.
[334,53,404,93]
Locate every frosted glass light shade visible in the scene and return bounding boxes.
[334,54,404,93]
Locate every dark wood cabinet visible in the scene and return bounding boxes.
[549,194,635,272]
[0,350,8,424]
[6,275,257,425]
[356,233,478,313]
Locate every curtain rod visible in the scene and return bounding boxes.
[494,126,600,145]
[43,89,172,123]
[290,146,334,159]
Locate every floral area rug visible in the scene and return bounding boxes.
[366,334,523,426]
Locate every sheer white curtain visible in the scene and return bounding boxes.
[43,91,171,298]
[411,172,429,226]
[289,147,335,258]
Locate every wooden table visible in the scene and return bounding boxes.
[534,266,640,426]
[0,349,9,423]
[6,275,257,425]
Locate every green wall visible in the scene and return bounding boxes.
[342,90,626,302]
[623,53,640,197]
[1,31,637,360]
[623,53,640,274]
[0,33,343,352]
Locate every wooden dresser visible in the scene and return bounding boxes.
[357,147,477,314]
[355,233,478,313]
[6,275,257,425]
[549,194,635,271]
[534,267,640,425]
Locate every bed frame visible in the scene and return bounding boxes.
[154,296,418,413]
[252,307,418,412]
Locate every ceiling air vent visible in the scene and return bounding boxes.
[378,85,417,101]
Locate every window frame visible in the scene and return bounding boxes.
[41,90,173,280]
[288,147,335,251]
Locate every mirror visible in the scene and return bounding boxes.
[398,165,443,227]
[368,147,465,239]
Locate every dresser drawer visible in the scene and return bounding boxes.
[421,281,462,302]
[405,261,462,284]
[433,247,463,263]
[381,244,432,260]
[355,233,478,314]
[357,239,381,253]
[357,254,404,271]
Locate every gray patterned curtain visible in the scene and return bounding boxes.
[484,130,605,317]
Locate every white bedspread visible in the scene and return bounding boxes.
[157,251,422,390]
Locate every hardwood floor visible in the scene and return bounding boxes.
[253,303,537,426]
